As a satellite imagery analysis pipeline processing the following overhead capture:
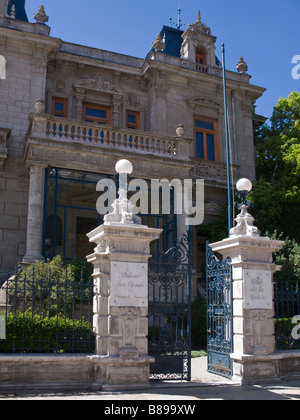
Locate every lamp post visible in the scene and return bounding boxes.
[230,178,260,238]
[104,159,142,225]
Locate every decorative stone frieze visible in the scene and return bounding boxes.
[73,72,122,95]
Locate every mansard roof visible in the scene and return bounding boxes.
[146,26,184,59]
[7,0,28,22]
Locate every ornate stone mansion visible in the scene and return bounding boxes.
[0,1,266,275]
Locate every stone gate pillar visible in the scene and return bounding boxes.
[86,160,162,391]
[210,179,284,384]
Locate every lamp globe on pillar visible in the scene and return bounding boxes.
[115,159,133,192]
[236,178,252,207]
[115,159,133,175]
[231,178,260,237]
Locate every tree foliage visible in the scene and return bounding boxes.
[252,91,300,241]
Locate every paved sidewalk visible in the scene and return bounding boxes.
[1,380,300,401]
[0,358,300,400]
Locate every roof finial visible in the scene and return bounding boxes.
[34,5,49,24]
[197,10,201,23]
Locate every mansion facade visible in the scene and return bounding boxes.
[0,1,266,276]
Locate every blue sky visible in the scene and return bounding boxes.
[26,0,299,121]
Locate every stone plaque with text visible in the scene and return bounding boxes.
[244,269,272,310]
[111,262,148,307]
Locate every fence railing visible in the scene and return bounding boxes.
[0,268,95,354]
[274,282,300,351]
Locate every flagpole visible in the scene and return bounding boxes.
[222,43,233,236]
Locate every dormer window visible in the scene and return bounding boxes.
[195,48,206,65]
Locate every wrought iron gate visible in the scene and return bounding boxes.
[148,231,192,381]
[206,242,233,379]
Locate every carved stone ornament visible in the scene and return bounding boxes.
[187,96,222,110]
[73,72,122,94]
[104,188,142,226]
[152,34,165,52]
[9,4,15,19]
[35,99,46,114]
[236,57,248,74]
[185,10,212,36]
[34,5,49,24]
[230,205,261,238]
[119,308,140,321]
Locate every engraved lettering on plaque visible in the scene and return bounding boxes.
[244,270,272,310]
[111,262,148,307]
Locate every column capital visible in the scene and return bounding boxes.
[26,163,47,172]
[211,236,284,270]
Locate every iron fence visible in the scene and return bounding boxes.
[274,282,300,351]
[0,267,95,354]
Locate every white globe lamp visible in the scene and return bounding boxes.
[115,159,133,175]
[236,178,252,193]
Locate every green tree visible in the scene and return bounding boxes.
[252,91,300,241]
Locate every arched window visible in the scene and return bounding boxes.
[0,56,6,80]
[195,48,206,65]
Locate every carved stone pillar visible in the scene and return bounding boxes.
[87,159,162,390]
[87,223,162,391]
[23,165,46,263]
[211,236,284,383]
[112,94,122,127]
[74,88,85,120]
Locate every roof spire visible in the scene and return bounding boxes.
[177,3,182,29]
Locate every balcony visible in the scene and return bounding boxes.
[25,114,193,179]
[27,114,190,159]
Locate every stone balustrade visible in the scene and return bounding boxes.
[27,114,191,161]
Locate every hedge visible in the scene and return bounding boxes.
[0,312,95,354]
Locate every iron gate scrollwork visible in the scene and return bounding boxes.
[148,230,192,381]
[206,242,233,379]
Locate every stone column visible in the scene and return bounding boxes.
[23,165,46,263]
[210,202,284,384]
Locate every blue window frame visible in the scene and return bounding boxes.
[83,103,111,125]
[126,111,140,130]
[51,98,68,118]
[194,117,218,161]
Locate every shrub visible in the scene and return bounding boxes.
[0,311,95,354]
